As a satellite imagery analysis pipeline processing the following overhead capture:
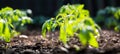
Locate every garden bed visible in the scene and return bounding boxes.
[0,29,120,54]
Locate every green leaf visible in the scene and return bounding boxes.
[88,32,99,48]
[0,20,4,35]
[66,21,74,36]
[78,30,89,46]
[51,22,58,31]
[4,23,11,42]
[114,25,120,32]
[42,21,47,37]
[114,9,120,19]
[59,24,67,44]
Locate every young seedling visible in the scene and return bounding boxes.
[0,7,32,42]
[42,4,100,48]
[95,7,120,32]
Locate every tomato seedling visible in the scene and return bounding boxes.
[0,7,32,42]
[42,4,100,48]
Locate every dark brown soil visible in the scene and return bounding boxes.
[0,29,120,54]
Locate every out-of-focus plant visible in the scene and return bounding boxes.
[33,16,50,26]
[95,7,120,32]
[42,4,100,48]
[0,7,32,42]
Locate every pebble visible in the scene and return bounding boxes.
[19,35,28,39]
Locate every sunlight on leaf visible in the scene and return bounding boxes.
[60,24,67,44]
[88,32,99,48]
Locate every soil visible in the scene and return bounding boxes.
[0,29,120,54]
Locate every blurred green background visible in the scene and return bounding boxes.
[0,0,120,30]
[0,0,120,17]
